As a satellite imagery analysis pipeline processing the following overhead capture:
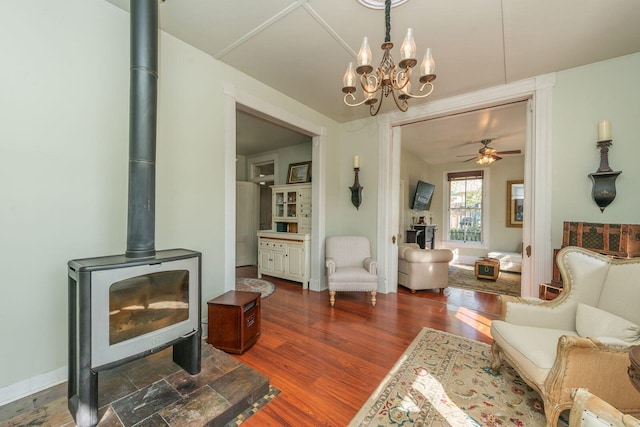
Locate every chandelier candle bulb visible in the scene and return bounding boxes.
[357,36,372,68]
[354,155,360,168]
[399,81,411,100]
[343,62,356,89]
[400,28,416,61]
[598,120,611,141]
[420,48,435,77]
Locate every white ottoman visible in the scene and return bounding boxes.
[488,251,522,273]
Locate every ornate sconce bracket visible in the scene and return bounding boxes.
[589,140,622,212]
[350,168,363,209]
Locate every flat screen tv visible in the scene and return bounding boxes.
[411,180,435,211]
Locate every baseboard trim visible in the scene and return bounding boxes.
[0,366,67,407]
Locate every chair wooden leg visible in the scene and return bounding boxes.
[329,291,336,306]
[371,291,377,307]
[490,341,502,372]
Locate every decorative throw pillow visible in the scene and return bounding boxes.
[575,303,640,343]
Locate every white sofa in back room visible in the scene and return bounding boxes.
[488,250,522,273]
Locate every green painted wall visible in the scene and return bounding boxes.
[0,0,341,391]
[552,52,640,248]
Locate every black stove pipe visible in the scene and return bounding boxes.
[126,0,158,258]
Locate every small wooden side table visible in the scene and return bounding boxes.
[207,290,261,354]
[629,345,640,393]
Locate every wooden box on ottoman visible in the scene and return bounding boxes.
[474,258,499,280]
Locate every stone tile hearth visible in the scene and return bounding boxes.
[0,342,270,426]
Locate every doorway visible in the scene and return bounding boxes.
[378,76,556,297]
[224,86,327,293]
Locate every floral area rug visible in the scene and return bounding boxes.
[349,327,553,427]
[235,278,276,299]
[449,264,521,297]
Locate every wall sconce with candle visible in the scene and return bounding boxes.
[589,120,622,212]
[349,155,363,209]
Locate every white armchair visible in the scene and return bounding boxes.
[569,389,640,427]
[325,236,378,307]
[398,243,453,292]
[490,246,640,427]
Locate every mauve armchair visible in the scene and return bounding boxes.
[325,236,378,307]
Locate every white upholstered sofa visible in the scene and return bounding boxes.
[488,250,522,273]
[491,246,640,427]
[397,243,453,292]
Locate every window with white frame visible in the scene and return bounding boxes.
[248,154,277,185]
[446,170,485,243]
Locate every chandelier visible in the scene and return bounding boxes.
[342,0,436,116]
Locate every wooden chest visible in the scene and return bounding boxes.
[207,291,261,354]
[475,258,499,280]
[562,222,640,258]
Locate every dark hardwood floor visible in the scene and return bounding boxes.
[0,267,500,426]
[234,266,499,426]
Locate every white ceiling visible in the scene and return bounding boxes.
[103,0,640,162]
[402,101,527,164]
[236,110,311,156]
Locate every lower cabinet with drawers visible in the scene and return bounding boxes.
[257,231,310,289]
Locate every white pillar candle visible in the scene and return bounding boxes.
[353,155,360,168]
[598,120,610,141]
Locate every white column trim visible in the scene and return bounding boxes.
[223,86,237,292]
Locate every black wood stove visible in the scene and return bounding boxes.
[67,2,201,425]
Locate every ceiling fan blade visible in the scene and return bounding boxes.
[495,150,522,155]
[463,157,477,162]
[455,154,476,158]
[492,155,503,161]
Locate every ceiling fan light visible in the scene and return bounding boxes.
[476,155,495,165]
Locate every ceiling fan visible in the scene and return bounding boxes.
[457,138,522,164]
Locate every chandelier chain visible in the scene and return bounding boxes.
[385,0,391,43]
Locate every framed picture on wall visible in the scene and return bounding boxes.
[507,180,524,228]
[286,161,311,184]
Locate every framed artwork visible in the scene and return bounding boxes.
[507,180,524,228]
[286,161,311,184]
